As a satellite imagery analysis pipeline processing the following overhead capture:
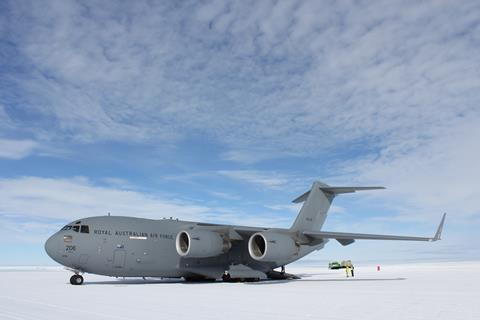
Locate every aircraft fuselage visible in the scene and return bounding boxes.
[45,216,322,279]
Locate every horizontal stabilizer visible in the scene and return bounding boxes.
[303,213,446,242]
[320,186,385,194]
[292,186,384,203]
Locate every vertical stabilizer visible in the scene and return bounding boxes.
[290,181,333,232]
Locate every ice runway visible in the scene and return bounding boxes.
[1,261,478,320]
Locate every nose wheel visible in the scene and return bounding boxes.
[70,274,84,285]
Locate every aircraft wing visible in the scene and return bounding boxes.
[195,222,268,240]
[303,213,446,246]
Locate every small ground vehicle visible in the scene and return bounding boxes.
[328,261,342,269]
[328,260,353,269]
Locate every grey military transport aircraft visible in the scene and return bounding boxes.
[45,181,446,285]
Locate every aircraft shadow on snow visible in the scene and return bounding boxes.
[81,276,406,286]
[245,277,407,285]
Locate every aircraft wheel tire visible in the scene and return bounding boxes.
[70,275,84,285]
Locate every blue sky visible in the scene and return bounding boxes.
[1,0,479,265]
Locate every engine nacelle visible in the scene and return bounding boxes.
[176,230,231,258]
[248,231,299,262]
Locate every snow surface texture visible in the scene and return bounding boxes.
[1,261,478,320]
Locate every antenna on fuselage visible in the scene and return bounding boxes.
[108,212,111,216]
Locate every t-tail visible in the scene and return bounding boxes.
[290,181,384,232]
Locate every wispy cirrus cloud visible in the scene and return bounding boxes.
[336,117,480,221]
[0,215,61,244]
[208,191,241,201]
[0,176,211,221]
[0,138,38,159]
[2,0,478,161]
[218,170,293,190]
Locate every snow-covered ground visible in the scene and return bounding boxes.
[1,261,478,320]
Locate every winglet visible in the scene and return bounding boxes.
[432,213,446,241]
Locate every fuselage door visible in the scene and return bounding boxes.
[113,249,126,269]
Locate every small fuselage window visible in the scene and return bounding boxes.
[64,235,72,242]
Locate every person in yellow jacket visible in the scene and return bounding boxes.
[345,265,351,278]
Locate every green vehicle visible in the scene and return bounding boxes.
[328,261,342,269]
[329,260,353,269]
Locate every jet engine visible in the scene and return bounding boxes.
[248,231,299,262]
[175,230,231,258]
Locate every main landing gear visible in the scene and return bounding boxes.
[222,272,260,282]
[70,274,84,285]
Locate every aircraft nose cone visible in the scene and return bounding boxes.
[45,234,59,261]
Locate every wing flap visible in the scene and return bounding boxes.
[304,230,434,241]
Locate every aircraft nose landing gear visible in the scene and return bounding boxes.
[70,274,84,285]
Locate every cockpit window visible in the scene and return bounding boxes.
[61,226,72,231]
[72,225,80,232]
[75,221,81,224]
[80,225,90,234]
